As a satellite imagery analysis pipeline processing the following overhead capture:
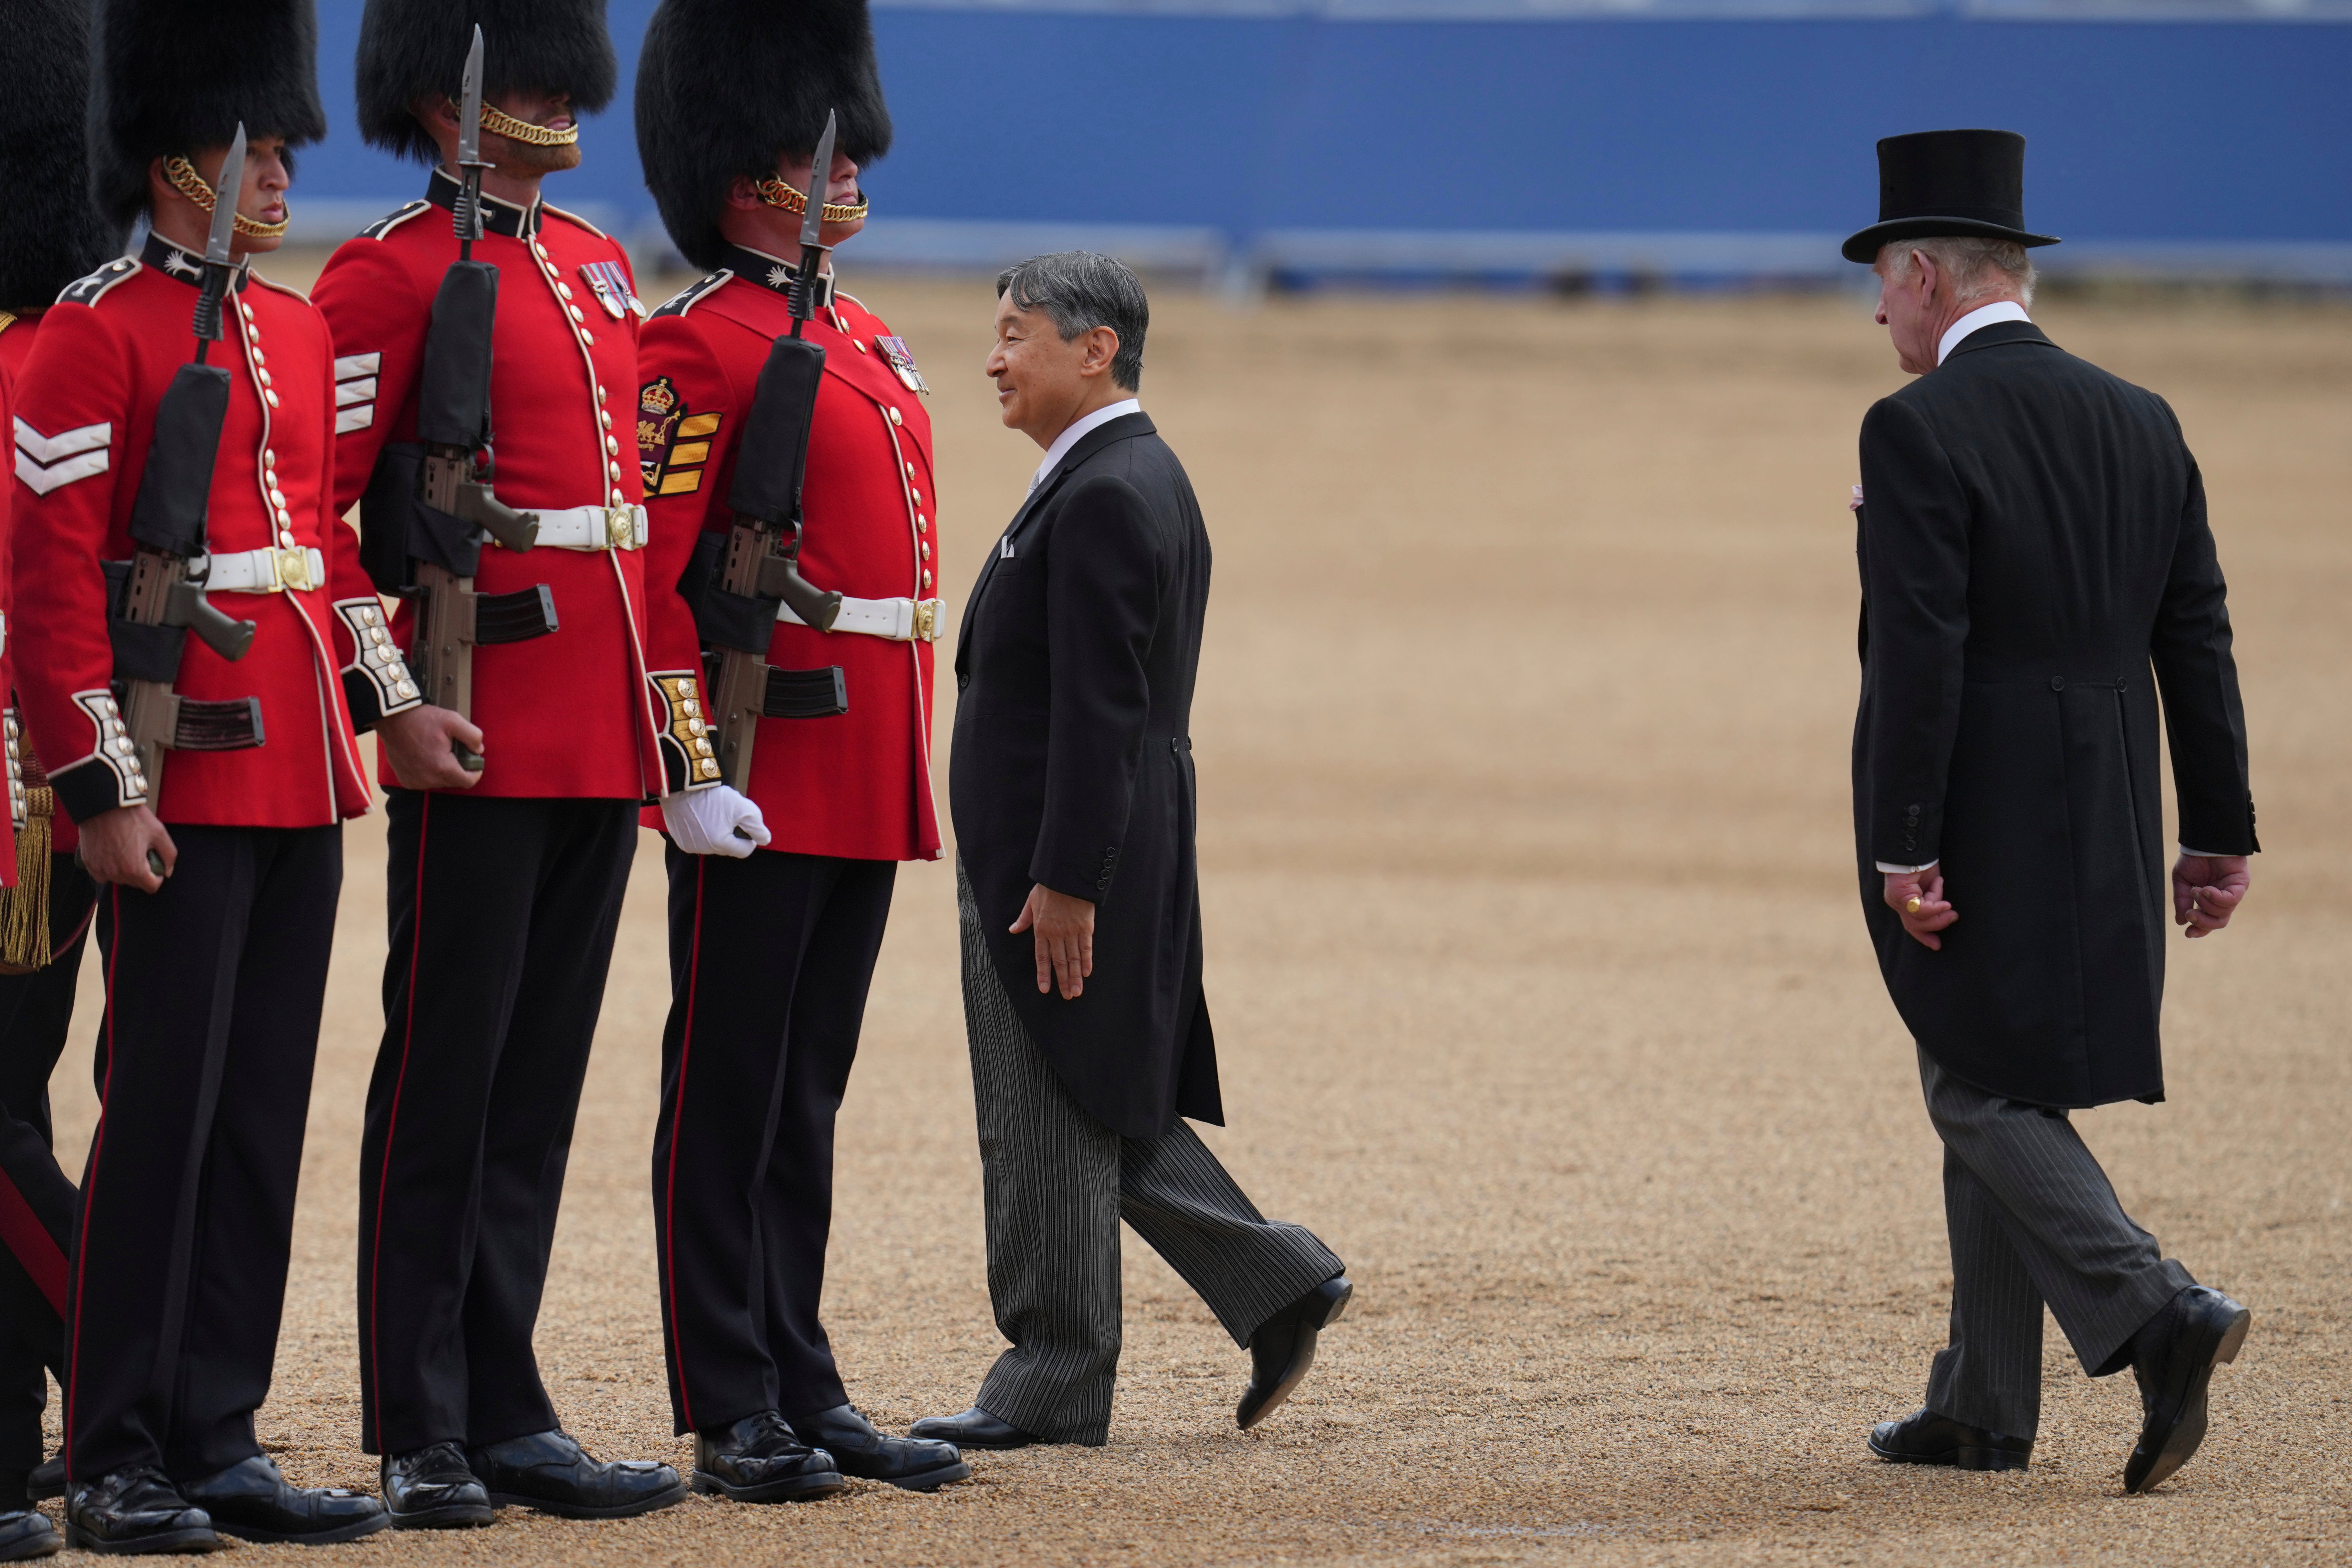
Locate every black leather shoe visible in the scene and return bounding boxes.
[906,1408,1038,1451]
[25,1460,60,1505]
[381,1442,493,1529]
[180,1455,388,1545]
[788,1406,968,1491]
[1238,1274,1353,1430]
[1867,1407,2033,1471]
[467,1430,688,1520]
[0,1510,57,1561]
[692,1412,846,1504]
[2124,1285,2251,1494]
[63,1465,218,1555]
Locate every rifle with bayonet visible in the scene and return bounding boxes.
[699,110,847,792]
[107,123,262,816]
[358,25,549,772]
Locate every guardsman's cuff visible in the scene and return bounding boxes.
[649,671,720,792]
[334,598,422,730]
[51,691,148,821]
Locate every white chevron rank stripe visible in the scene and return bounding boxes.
[13,416,111,494]
[334,352,380,434]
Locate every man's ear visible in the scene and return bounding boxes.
[724,174,761,210]
[1081,325,1120,379]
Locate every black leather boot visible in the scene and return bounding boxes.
[1867,1407,2033,1471]
[63,1465,218,1554]
[0,1508,56,1561]
[23,1459,60,1505]
[692,1412,846,1504]
[467,1430,687,1520]
[2124,1285,2252,1494]
[381,1442,493,1529]
[906,1408,1038,1451]
[788,1406,968,1491]
[179,1455,388,1545]
[1238,1275,1353,1430]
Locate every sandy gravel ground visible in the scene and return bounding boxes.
[33,274,2351,1565]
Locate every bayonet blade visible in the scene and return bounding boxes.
[204,123,247,267]
[801,110,836,252]
[459,26,485,169]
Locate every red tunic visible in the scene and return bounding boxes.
[635,253,941,860]
[0,310,35,875]
[10,236,379,832]
[314,175,707,801]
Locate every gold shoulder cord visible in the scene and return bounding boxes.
[163,156,290,240]
[751,176,869,226]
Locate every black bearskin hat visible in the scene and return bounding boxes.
[356,0,619,166]
[0,0,128,306]
[90,0,329,228]
[636,0,894,271]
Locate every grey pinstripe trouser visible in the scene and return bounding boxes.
[957,863,1343,1445]
[1916,1045,2195,1438]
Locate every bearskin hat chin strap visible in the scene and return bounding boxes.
[752,175,868,226]
[476,100,578,148]
[163,155,290,239]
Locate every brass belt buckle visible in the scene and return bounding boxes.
[272,547,312,592]
[911,599,938,642]
[605,505,639,550]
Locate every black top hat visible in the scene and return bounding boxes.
[1842,129,2059,265]
[636,0,894,272]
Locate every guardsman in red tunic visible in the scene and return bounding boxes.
[631,0,959,1499]
[10,0,397,1549]
[315,0,695,1528]
[0,2,128,1543]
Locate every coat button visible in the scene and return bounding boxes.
[887,407,902,426]
[2050,676,2065,691]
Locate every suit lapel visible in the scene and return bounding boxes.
[956,412,1157,670]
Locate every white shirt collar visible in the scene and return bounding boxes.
[1937,301,2032,366]
[1031,398,1143,492]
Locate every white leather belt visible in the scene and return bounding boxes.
[778,594,945,643]
[203,546,324,593]
[523,504,648,552]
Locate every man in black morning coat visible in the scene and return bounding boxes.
[1848,130,2258,1495]
[909,252,1349,1450]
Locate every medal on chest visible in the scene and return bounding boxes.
[578,260,645,321]
[874,334,930,395]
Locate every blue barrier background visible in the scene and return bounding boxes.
[293,1,2352,281]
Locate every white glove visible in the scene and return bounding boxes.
[660,784,771,858]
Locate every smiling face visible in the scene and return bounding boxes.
[985,292,1121,449]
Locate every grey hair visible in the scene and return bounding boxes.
[1881,236,2037,309]
[995,251,1148,392]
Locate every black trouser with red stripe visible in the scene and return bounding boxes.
[0,855,97,1473]
[651,847,895,1436]
[66,825,341,1484]
[357,791,636,1456]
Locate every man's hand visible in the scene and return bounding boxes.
[2174,854,2250,938]
[80,804,176,893]
[1011,883,1095,1000]
[1883,865,1957,951]
[378,704,486,790]
[661,784,770,858]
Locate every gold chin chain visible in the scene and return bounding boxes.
[479,103,579,147]
[163,156,290,239]
[753,176,869,226]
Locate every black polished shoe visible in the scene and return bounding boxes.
[179,1455,388,1546]
[2124,1285,2251,1494]
[906,1407,1038,1451]
[467,1430,688,1520]
[1867,1407,2033,1472]
[63,1465,218,1555]
[1237,1274,1353,1430]
[692,1412,847,1504]
[24,1460,60,1505]
[0,1510,57,1561]
[381,1442,493,1530]
[788,1406,968,1491]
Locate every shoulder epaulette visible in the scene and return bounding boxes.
[356,201,433,241]
[539,203,608,241]
[652,271,731,319]
[55,256,139,308]
[249,272,312,304]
